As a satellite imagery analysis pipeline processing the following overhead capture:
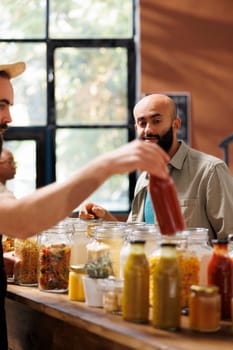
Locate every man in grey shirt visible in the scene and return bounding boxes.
[80,94,233,241]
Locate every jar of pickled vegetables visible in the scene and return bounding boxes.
[14,236,39,286]
[93,225,125,278]
[38,226,72,293]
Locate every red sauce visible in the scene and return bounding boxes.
[149,175,185,235]
[208,241,233,320]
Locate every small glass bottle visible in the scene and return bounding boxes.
[149,175,185,235]
[189,285,221,332]
[122,240,149,323]
[208,239,233,320]
[120,225,160,279]
[152,242,181,331]
[68,264,86,301]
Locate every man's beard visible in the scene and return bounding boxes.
[0,133,3,153]
[142,126,173,153]
[0,124,8,153]
[157,126,173,152]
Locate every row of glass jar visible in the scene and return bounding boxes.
[10,218,233,299]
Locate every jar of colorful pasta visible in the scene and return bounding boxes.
[38,224,72,293]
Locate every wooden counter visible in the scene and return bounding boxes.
[6,284,233,350]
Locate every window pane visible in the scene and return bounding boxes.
[0,42,47,126]
[50,0,133,39]
[55,47,128,125]
[0,0,46,39]
[56,128,129,211]
[3,140,36,198]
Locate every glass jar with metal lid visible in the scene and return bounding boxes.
[92,224,126,278]
[189,285,221,332]
[14,235,39,286]
[38,224,72,293]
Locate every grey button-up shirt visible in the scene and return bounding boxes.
[128,141,233,241]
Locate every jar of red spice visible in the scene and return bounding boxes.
[208,239,233,320]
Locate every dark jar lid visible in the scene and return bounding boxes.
[211,239,228,245]
[129,239,146,244]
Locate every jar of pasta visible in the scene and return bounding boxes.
[14,236,39,286]
[38,225,72,293]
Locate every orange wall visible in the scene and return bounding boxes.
[140,0,233,172]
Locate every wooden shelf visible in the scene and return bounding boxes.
[6,284,233,350]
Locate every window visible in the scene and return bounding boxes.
[0,0,138,213]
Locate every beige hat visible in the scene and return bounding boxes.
[0,61,26,79]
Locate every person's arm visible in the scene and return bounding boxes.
[0,140,169,238]
[79,202,118,221]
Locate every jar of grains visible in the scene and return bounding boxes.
[14,236,39,286]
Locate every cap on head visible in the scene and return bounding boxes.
[0,61,26,79]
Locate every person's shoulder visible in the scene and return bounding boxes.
[183,142,226,167]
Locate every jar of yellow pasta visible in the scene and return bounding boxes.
[14,236,39,286]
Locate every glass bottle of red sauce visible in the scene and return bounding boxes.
[208,239,233,320]
[149,175,185,235]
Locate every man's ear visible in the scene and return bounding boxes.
[173,117,181,130]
